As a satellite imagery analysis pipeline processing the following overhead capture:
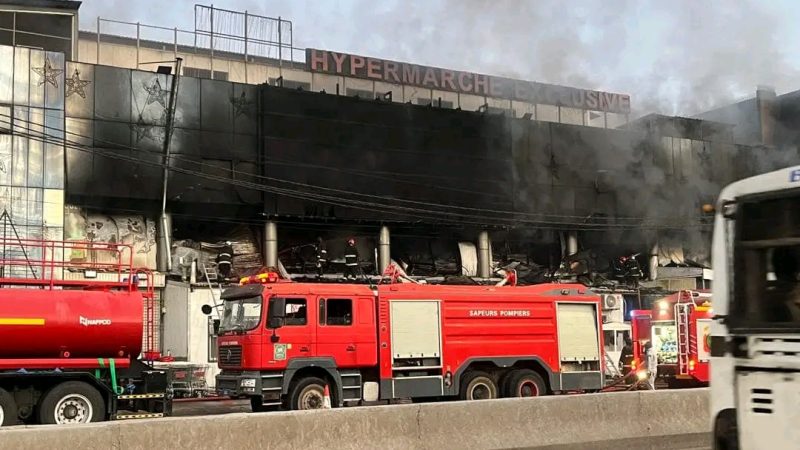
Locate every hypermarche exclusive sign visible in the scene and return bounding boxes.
[307,48,631,114]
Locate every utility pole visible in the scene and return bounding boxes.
[158,57,183,272]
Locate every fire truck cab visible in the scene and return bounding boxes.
[212,274,604,411]
[630,290,712,387]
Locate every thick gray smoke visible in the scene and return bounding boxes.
[336,0,800,117]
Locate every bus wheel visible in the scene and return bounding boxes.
[504,370,547,397]
[460,371,498,401]
[288,377,330,410]
[38,382,106,425]
[0,388,17,426]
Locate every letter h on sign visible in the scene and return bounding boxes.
[790,169,800,183]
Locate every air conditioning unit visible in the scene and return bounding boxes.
[603,294,622,310]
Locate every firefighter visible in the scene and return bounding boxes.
[644,341,658,390]
[315,237,328,278]
[216,241,233,282]
[620,336,634,374]
[344,238,359,280]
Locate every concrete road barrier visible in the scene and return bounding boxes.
[0,389,709,450]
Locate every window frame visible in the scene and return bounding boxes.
[318,297,354,327]
[283,297,309,326]
[729,189,800,333]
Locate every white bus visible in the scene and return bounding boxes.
[711,166,800,450]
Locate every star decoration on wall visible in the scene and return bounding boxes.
[31,58,64,88]
[230,91,254,118]
[143,79,170,109]
[65,69,91,99]
[131,115,155,143]
[131,114,165,144]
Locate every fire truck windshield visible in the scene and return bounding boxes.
[731,195,800,331]
[219,296,262,333]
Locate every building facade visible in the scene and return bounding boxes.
[75,5,631,129]
[3,1,799,382]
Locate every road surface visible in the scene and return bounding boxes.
[171,398,251,416]
[516,433,711,450]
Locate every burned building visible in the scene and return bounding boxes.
[1,2,793,288]
[3,0,800,386]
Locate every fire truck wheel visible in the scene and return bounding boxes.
[37,381,106,425]
[288,377,331,411]
[460,371,498,401]
[504,370,546,397]
[0,388,18,426]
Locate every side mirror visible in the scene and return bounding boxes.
[267,297,286,329]
[201,304,213,315]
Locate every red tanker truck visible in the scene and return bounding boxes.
[0,238,170,426]
[210,270,605,411]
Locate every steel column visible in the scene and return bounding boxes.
[378,226,390,274]
[264,221,278,268]
[477,231,491,278]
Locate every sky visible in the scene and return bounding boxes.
[77,0,800,117]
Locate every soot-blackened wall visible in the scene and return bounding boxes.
[259,84,767,226]
[260,86,513,222]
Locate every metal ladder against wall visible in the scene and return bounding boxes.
[675,298,692,376]
[202,263,223,317]
[604,352,622,378]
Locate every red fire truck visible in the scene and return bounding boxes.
[629,290,712,388]
[0,238,170,426]
[211,271,604,411]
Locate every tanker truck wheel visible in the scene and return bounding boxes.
[0,387,18,426]
[38,381,106,425]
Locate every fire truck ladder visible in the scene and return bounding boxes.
[136,268,159,361]
[675,300,692,376]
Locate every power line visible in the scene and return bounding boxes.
[3,124,714,230]
[4,109,710,224]
[0,113,714,230]
[6,108,689,223]
[7,110,607,221]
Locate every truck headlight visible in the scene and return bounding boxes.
[240,378,257,388]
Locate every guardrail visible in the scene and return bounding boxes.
[0,389,709,450]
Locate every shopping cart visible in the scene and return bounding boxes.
[154,363,210,398]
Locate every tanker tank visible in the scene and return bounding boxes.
[0,289,143,359]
